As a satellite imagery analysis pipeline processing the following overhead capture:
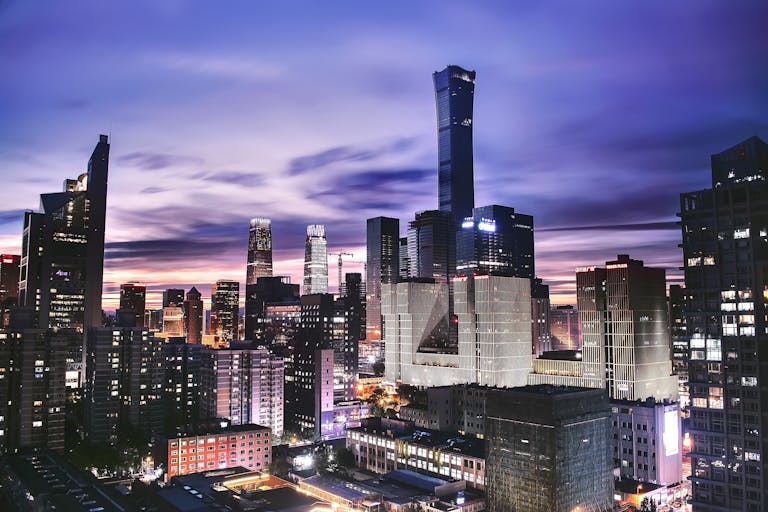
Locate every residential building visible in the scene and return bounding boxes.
[163,338,205,429]
[679,135,768,510]
[484,385,613,512]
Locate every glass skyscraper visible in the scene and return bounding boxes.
[303,224,328,294]
[680,136,768,510]
[433,65,476,226]
[18,135,109,330]
[246,217,273,285]
[210,280,239,345]
[365,217,399,344]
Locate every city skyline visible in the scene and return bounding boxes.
[1,2,767,309]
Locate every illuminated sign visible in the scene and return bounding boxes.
[575,266,596,273]
[461,220,474,229]
[606,263,628,269]
[663,410,679,456]
[477,221,496,232]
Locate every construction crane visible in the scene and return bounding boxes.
[329,251,354,296]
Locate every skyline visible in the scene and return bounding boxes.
[2,1,767,309]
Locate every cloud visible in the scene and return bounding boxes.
[148,52,285,82]
[539,221,678,233]
[0,209,26,225]
[287,138,417,176]
[202,171,264,187]
[118,152,204,171]
[140,186,167,194]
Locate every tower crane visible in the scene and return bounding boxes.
[329,251,354,296]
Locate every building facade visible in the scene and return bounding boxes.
[303,224,328,294]
[679,136,768,510]
[549,305,581,350]
[183,286,203,344]
[485,385,613,512]
[246,217,273,285]
[244,276,299,343]
[119,283,146,328]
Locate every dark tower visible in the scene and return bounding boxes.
[183,286,203,344]
[433,65,475,226]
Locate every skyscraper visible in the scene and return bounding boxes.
[244,276,299,343]
[18,135,109,330]
[211,280,239,345]
[433,65,475,226]
[303,224,328,294]
[679,136,768,510]
[365,217,399,345]
[183,286,203,343]
[456,204,534,278]
[549,305,581,350]
[0,254,20,303]
[407,210,455,284]
[531,278,552,356]
[246,217,273,285]
[118,283,146,329]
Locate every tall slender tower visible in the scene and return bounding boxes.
[18,135,109,330]
[680,136,768,510]
[303,224,328,294]
[246,218,273,285]
[433,65,475,226]
[183,286,203,344]
[365,217,399,345]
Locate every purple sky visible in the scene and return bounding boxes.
[1,1,767,309]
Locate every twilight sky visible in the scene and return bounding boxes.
[1,1,767,309]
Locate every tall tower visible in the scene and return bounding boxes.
[246,218,273,285]
[365,217,399,345]
[18,134,109,330]
[433,65,475,226]
[303,224,328,294]
[183,286,203,344]
[680,136,768,510]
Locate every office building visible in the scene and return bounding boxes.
[668,285,689,410]
[399,384,490,438]
[679,135,768,510]
[342,273,364,388]
[549,305,580,350]
[18,135,109,330]
[183,286,203,344]
[163,288,185,308]
[84,327,165,442]
[156,422,271,481]
[384,275,532,388]
[162,305,184,336]
[0,329,66,454]
[347,417,485,489]
[365,216,399,348]
[246,217,273,285]
[485,385,613,512]
[200,346,284,438]
[303,224,328,294]
[456,204,534,279]
[244,276,299,343]
[531,278,552,356]
[0,254,20,303]
[407,210,455,285]
[433,65,475,226]
[145,309,163,331]
[211,280,239,344]
[611,398,682,486]
[118,283,146,328]
[530,256,678,402]
[163,338,205,429]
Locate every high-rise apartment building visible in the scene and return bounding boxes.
[163,288,185,308]
[119,283,146,329]
[246,218,273,285]
[211,280,239,344]
[84,327,165,442]
[0,329,66,454]
[485,385,613,512]
[183,286,203,344]
[244,276,299,343]
[433,65,475,226]
[200,347,284,439]
[365,217,399,349]
[19,135,109,331]
[456,204,534,278]
[162,338,204,429]
[679,135,768,510]
[303,224,328,294]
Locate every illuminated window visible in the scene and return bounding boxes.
[734,228,750,239]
